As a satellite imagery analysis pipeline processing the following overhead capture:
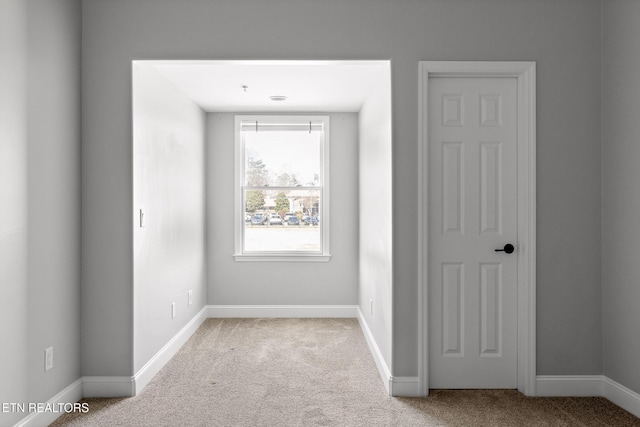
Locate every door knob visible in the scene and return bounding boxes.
[495,244,515,254]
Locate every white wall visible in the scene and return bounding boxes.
[1,0,81,425]
[81,0,603,379]
[602,0,640,395]
[359,69,393,370]
[206,113,359,305]
[132,63,206,373]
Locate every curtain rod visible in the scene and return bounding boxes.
[240,120,323,133]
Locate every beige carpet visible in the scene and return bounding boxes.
[51,318,640,426]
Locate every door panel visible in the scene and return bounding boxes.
[429,77,517,389]
[442,262,464,356]
[442,142,464,235]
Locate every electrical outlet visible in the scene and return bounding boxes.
[370,299,374,316]
[45,347,53,371]
[188,290,193,306]
[171,302,176,319]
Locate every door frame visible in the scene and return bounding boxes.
[418,61,536,396]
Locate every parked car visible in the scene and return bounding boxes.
[268,213,283,225]
[301,215,319,225]
[286,216,299,225]
[251,213,267,225]
[284,213,296,223]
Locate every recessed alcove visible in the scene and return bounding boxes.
[132,60,392,388]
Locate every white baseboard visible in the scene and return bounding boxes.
[82,376,135,398]
[14,379,83,427]
[206,304,358,318]
[356,307,392,395]
[603,376,640,419]
[83,307,207,398]
[390,376,421,397]
[134,306,207,393]
[536,375,640,418]
[535,375,603,397]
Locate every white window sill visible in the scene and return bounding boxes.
[234,254,331,262]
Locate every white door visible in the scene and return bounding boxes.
[428,77,518,388]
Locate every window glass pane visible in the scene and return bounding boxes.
[244,189,321,252]
[244,130,321,187]
[236,115,328,258]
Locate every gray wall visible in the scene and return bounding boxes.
[81,0,603,378]
[26,0,82,404]
[132,63,206,373]
[1,0,81,425]
[359,70,393,370]
[602,0,640,394]
[206,113,359,305]
[0,1,29,425]
[81,2,134,376]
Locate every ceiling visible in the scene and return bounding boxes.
[143,60,390,113]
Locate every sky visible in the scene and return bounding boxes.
[244,130,321,186]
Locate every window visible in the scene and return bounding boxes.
[234,115,330,261]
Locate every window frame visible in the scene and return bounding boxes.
[234,115,331,262]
